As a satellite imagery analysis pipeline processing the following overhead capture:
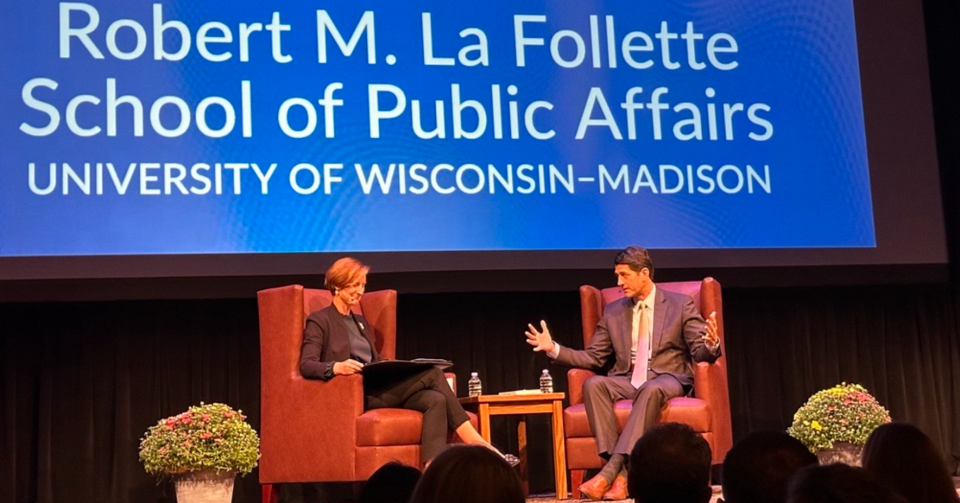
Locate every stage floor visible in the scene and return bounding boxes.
[527,485,724,503]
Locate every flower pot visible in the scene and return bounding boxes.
[174,470,235,503]
[816,441,863,466]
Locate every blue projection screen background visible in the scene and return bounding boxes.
[0,0,876,257]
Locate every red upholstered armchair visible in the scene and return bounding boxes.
[257,285,474,503]
[564,279,733,498]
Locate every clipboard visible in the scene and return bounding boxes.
[361,358,454,381]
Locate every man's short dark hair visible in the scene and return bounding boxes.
[629,422,712,503]
[615,246,655,279]
[722,431,818,503]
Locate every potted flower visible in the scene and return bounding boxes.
[139,403,260,503]
[787,383,891,465]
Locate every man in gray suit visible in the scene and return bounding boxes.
[525,246,721,500]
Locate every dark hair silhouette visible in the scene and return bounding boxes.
[862,423,960,503]
[787,464,907,503]
[358,462,422,503]
[722,430,818,503]
[408,445,524,503]
[629,422,713,503]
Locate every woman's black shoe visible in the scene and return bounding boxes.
[502,453,520,467]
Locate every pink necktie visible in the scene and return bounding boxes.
[631,303,650,388]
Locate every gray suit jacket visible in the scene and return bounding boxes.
[555,286,720,387]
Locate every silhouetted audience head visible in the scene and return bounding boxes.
[722,430,818,503]
[862,422,960,503]
[787,464,907,503]
[408,445,524,503]
[629,422,713,503]
[358,462,422,503]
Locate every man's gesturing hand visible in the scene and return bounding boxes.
[702,311,720,348]
[525,320,556,354]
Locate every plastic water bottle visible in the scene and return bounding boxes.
[468,372,482,397]
[540,369,554,393]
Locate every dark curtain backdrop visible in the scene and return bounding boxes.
[2,0,959,502]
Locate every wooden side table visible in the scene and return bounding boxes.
[459,393,567,499]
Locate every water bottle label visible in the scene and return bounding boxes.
[540,374,553,394]
[468,376,482,397]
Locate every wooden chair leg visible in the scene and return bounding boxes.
[570,469,585,500]
[262,483,278,503]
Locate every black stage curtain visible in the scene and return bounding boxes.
[0,300,263,503]
[3,286,960,503]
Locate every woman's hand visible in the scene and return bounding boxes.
[333,359,364,375]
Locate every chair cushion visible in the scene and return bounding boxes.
[567,436,606,469]
[564,397,711,438]
[660,397,712,431]
[356,445,421,478]
[567,431,718,470]
[357,409,481,446]
[357,409,423,446]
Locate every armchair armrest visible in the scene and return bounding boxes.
[568,368,597,405]
[692,361,724,411]
[693,360,733,465]
[260,374,364,482]
[290,373,364,420]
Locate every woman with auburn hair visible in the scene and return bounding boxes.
[299,257,518,467]
[862,423,960,503]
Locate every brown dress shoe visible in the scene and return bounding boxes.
[602,473,628,500]
[578,473,612,501]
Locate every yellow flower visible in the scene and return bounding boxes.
[811,421,823,430]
